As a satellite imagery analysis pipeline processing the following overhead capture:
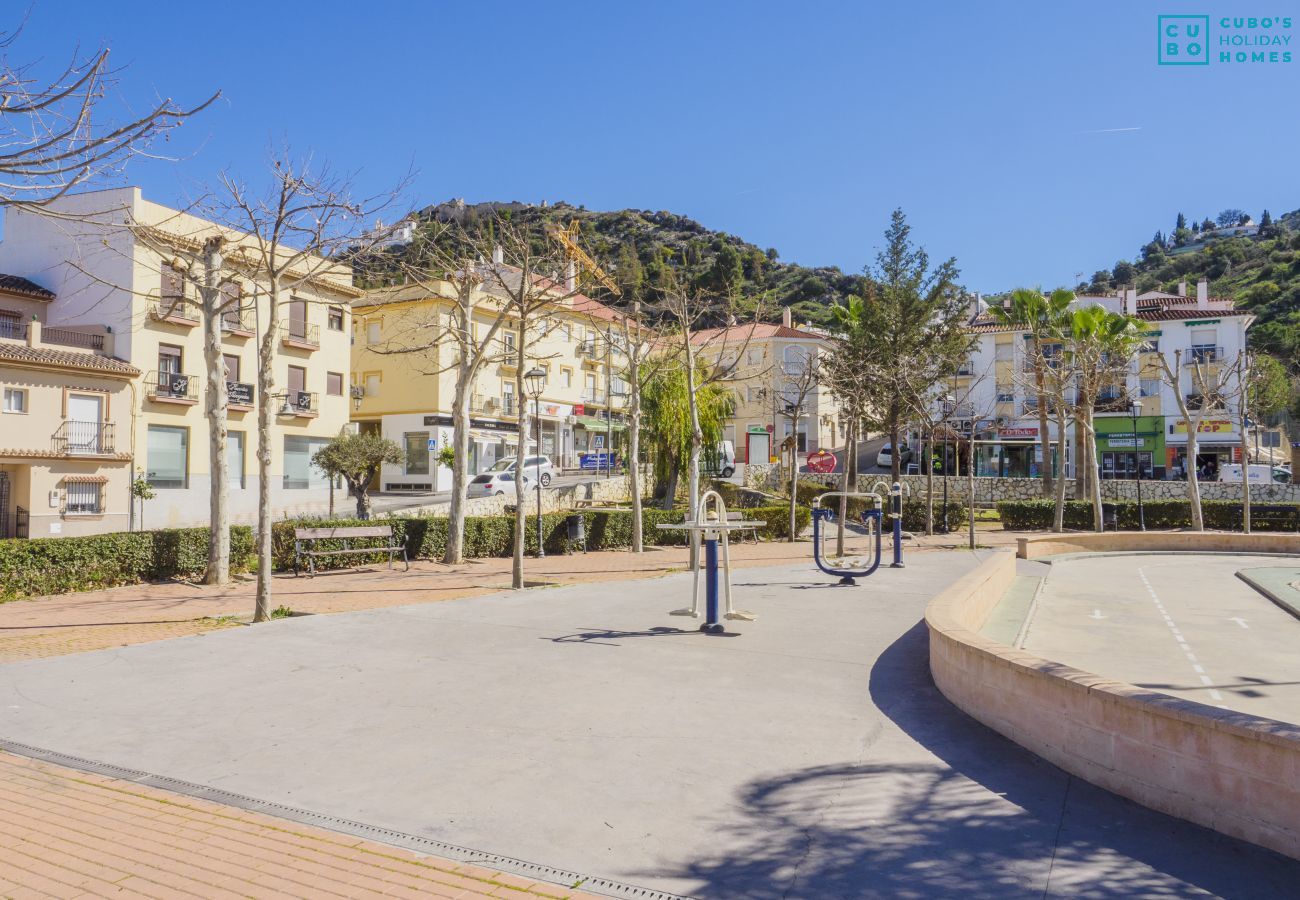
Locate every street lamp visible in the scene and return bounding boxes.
[940,393,955,534]
[524,366,548,557]
[1130,398,1146,531]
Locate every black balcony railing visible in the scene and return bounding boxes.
[280,322,320,347]
[0,318,27,340]
[148,298,199,324]
[219,307,255,335]
[146,370,198,402]
[501,396,517,416]
[53,420,115,455]
[227,381,254,406]
[1185,345,1224,365]
[282,390,316,414]
[43,327,104,350]
[1094,392,1132,413]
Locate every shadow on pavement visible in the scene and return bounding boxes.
[658,621,1300,899]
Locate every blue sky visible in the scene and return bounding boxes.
[12,1,1299,292]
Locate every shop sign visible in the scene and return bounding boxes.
[573,403,585,416]
[1171,419,1234,434]
[423,414,519,433]
[998,427,1038,438]
[747,424,768,433]
[529,400,572,418]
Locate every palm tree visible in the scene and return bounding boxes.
[989,288,1073,497]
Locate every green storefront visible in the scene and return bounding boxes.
[1094,415,1165,480]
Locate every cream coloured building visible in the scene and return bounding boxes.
[351,280,630,490]
[0,277,139,537]
[0,188,358,530]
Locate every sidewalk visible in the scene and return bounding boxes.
[0,526,1025,663]
[0,751,596,899]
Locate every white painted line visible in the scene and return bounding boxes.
[1193,664,1206,674]
[1199,675,1214,686]
[1229,617,1249,629]
[1210,689,1224,701]
[1139,566,1225,709]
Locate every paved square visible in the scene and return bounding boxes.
[1,551,1296,897]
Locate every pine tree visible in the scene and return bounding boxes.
[1176,212,1187,231]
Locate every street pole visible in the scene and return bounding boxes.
[535,410,545,558]
[1131,401,1145,531]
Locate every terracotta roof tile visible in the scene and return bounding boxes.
[690,323,824,344]
[0,342,139,376]
[0,274,54,301]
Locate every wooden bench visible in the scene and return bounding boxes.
[293,525,409,577]
[727,510,760,543]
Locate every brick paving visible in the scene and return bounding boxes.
[0,752,597,899]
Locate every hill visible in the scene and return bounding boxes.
[1075,208,1300,362]
[351,199,863,329]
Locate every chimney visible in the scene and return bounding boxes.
[1177,279,1187,297]
[564,260,576,292]
[491,244,503,265]
[1124,286,1137,316]
[781,307,792,328]
[1196,277,1208,309]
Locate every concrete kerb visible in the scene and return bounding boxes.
[925,543,1300,862]
[1016,531,1300,560]
[1234,568,1300,622]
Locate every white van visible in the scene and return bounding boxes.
[708,441,737,478]
[1218,463,1289,484]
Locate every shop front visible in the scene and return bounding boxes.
[573,412,625,469]
[1166,417,1241,480]
[527,400,575,468]
[1095,415,1165,480]
[421,413,521,488]
[971,425,1068,479]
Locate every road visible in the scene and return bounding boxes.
[1,552,1293,898]
[1017,553,1300,724]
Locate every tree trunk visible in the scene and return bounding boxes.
[254,283,280,623]
[200,238,229,585]
[835,417,855,557]
[968,429,976,549]
[1032,350,1053,498]
[628,353,644,552]
[788,431,799,542]
[662,463,679,511]
[355,486,370,520]
[1239,357,1251,534]
[445,363,473,564]
[1082,412,1103,532]
[1186,426,1203,531]
[924,428,934,536]
[1053,411,1069,532]
[512,318,527,589]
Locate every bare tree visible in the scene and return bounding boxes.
[0,26,216,208]
[776,348,821,541]
[207,153,405,621]
[1157,348,1232,532]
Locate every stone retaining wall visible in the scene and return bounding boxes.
[743,464,1300,505]
[394,475,632,519]
[926,545,1300,861]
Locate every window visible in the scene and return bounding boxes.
[160,264,183,300]
[227,431,246,489]
[147,425,188,488]
[158,344,183,374]
[283,435,331,490]
[1140,378,1161,398]
[0,310,22,339]
[2,387,26,413]
[747,348,763,366]
[561,368,573,388]
[287,365,306,397]
[288,298,308,339]
[367,320,381,344]
[747,386,764,403]
[365,372,380,396]
[328,306,345,331]
[404,432,430,475]
[64,481,102,515]
[1142,337,1159,353]
[503,381,516,414]
[327,372,343,396]
[223,353,241,382]
[995,342,1014,361]
[219,282,242,327]
[783,345,811,373]
[996,384,1015,402]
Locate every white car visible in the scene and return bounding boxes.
[876,443,911,469]
[487,455,555,487]
[468,469,540,497]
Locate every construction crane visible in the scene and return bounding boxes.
[546,219,621,296]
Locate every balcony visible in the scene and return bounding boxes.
[280,390,318,418]
[42,327,105,351]
[148,296,199,327]
[1185,345,1224,366]
[1094,391,1133,413]
[227,381,255,410]
[0,318,27,341]
[279,322,320,350]
[501,396,517,416]
[471,394,501,414]
[577,339,603,360]
[582,389,608,405]
[1184,394,1223,413]
[53,420,116,456]
[145,371,198,404]
[219,307,255,338]
[498,350,519,369]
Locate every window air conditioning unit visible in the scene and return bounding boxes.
[484,397,498,409]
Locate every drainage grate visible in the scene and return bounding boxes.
[0,738,686,900]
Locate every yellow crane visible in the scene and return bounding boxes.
[546,219,621,297]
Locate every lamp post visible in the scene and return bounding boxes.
[524,366,548,558]
[1130,398,1146,531]
[940,394,954,534]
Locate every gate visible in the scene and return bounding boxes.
[0,471,8,538]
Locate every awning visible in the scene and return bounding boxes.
[573,415,626,433]
[62,474,109,483]
[468,430,508,443]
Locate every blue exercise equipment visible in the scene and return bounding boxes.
[811,491,884,585]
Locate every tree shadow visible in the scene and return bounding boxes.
[658,621,1300,898]
[548,625,738,646]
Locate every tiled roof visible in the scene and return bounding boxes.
[966,305,1249,332]
[0,274,55,301]
[690,323,824,344]
[0,342,139,376]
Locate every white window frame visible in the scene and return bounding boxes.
[64,481,102,515]
[2,387,27,413]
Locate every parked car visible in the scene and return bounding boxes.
[487,455,555,486]
[1217,463,1291,484]
[468,469,540,497]
[876,443,912,469]
[703,440,737,478]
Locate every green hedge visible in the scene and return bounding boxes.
[793,482,966,532]
[0,526,254,600]
[272,504,812,572]
[996,499,1300,531]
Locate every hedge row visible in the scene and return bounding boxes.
[0,527,254,600]
[271,504,812,572]
[996,499,1300,531]
[792,482,967,532]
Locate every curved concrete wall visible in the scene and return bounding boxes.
[926,550,1300,861]
[1017,531,1300,559]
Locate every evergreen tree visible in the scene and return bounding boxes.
[1176,212,1187,231]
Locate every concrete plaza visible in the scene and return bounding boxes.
[1,549,1297,897]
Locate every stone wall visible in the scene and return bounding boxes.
[393,475,632,519]
[743,464,1300,505]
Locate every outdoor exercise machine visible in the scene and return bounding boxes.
[811,491,884,585]
[870,480,908,569]
[658,490,760,634]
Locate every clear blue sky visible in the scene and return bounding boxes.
[13,1,1299,292]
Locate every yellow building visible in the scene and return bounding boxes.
[0,188,359,530]
[691,310,843,466]
[0,277,139,537]
[351,280,629,489]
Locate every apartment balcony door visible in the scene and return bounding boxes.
[66,393,104,454]
[288,299,308,340]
